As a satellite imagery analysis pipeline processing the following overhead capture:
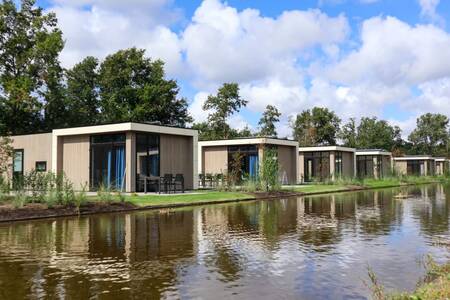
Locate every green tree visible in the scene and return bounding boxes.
[98,48,192,126]
[408,113,449,156]
[0,136,13,177]
[356,117,402,151]
[258,105,281,137]
[339,118,357,148]
[202,83,248,139]
[291,107,341,146]
[260,147,280,191]
[65,56,100,127]
[0,0,64,134]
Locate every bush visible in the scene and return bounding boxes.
[97,185,114,203]
[260,148,280,192]
[74,183,88,213]
[12,191,28,208]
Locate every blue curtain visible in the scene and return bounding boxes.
[107,150,112,188]
[115,147,125,190]
[249,155,258,178]
[150,154,159,176]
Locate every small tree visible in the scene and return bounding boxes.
[260,147,279,192]
[228,152,244,187]
[258,105,281,137]
[0,136,13,177]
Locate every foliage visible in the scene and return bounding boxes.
[0,136,13,176]
[199,83,248,140]
[97,184,114,203]
[228,152,244,187]
[65,56,100,127]
[258,105,281,137]
[408,113,449,156]
[74,183,88,213]
[291,107,341,146]
[0,0,64,135]
[357,117,402,151]
[339,118,357,148]
[99,48,192,126]
[260,147,280,192]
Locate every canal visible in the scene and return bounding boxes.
[0,184,449,299]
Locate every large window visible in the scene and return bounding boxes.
[335,151,343,177]
[304,152,330,182]
[357,155,375,177]
[90,134,126,191]
[13,149,24,187]
[407,160,423,176]
[228,145,259,180]
[136,133,160,192]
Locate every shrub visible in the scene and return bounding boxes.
[12,191,28,209]
[74,183,88,213]
[97,184,114,203]
[260,147,280,192]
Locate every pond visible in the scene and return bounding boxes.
[0,184,449,299]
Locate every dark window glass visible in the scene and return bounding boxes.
[228,145,260,181]
[35,161,47,172]
[406,160,423,175]
[304,151,330,182]
[357,155,375,177]
[13,149,24,188]
[335,151,343,177]
[136,133,160,192]
[90,134,126,191]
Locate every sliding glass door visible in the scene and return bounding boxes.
[136,133,160,192]
[90,134,126,191]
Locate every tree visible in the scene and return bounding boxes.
[408,113,449,156]
[0,0,64,134]
[258,105,281,137]
[339,118,357,148]
[65,56,100,127]
[356,117,402,151]
[291,107,341,146]
[98,48,192,126]
[202,83,248,139]
[0,136,13,177]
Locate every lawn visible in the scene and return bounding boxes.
[123,191,255,207]
[283,184,350,194]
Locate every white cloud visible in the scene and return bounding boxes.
[418,0,444,25]
[48,0,184,75]
[182,0,349,87]
[327,16,450,86]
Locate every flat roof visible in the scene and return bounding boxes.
[9,121,196,137]
[355,149,392,156]
[393,155,434,160]
[198,137,298,147]
[52,122,197,137]
[298,145,356,153]
[434,157,450,162]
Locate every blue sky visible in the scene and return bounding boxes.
[37,0,450,137]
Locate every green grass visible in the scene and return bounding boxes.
[123,191,254,207]
[284,184,350,194]
[369,257,450,300]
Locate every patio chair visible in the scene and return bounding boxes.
[174,174,184,193]
[198,173,205,188]
[160,174,174,194]
[205,173,213,188]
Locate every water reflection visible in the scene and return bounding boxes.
[0,184,449,299]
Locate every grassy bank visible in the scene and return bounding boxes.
[370,257,450,300]
[124,191,254,207]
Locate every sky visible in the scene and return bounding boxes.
[36,0,450,138]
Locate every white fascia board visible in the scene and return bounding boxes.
[53,122,197,137]
[355,151,392,156]
[298,146,356,153]
[199,138,297,147]
[434,158,449,162]
[393,156,434,161]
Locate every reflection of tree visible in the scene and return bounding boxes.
[355,189,403,237]
[414,184,450,236]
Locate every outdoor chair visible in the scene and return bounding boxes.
[198,173,205,188]
[160,174,174,194]
[139,174,160,193]
[174,174,185,193]
[205,173,213,188]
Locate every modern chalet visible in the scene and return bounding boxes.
[298,146,356,182]
[9,122,198,192]
[198,138,299,185]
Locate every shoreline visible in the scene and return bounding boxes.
[0,180,442,223]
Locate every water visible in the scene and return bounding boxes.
[0,184,449,299]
